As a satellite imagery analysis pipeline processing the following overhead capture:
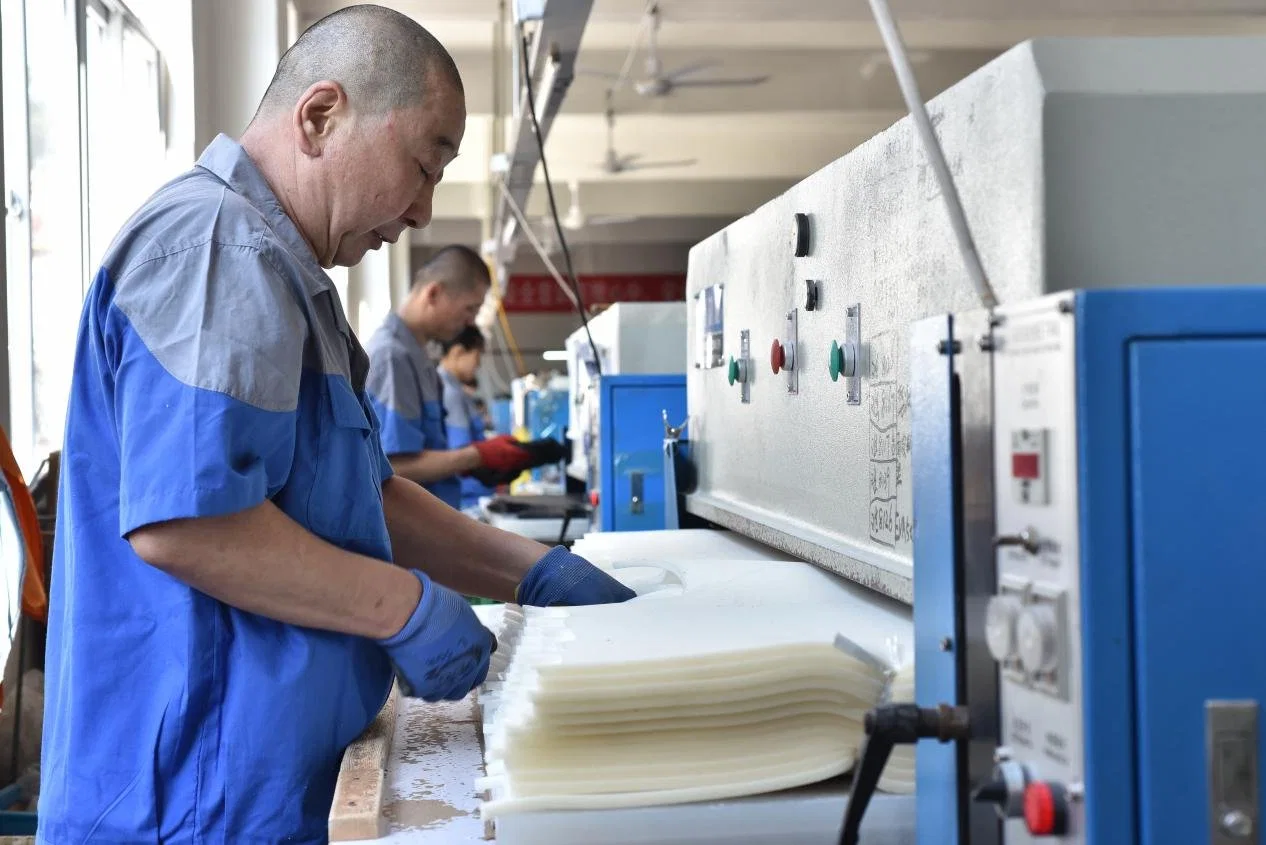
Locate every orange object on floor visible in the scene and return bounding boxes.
[0,431,46,625]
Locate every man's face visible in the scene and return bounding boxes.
[323,79,466,268]
[427,281,488,342]
[450,346,483,383]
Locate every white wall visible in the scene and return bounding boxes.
[191,0,290,151]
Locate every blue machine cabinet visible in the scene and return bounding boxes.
[598,374,686,532]
[910,287,1266,845]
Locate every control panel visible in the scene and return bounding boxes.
[981,294,1085,842]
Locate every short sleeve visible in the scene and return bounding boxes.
[107,245,306,537]
[365,344,425,455]
[440,376,474,449]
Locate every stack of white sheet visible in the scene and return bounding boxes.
[478,553,915,823]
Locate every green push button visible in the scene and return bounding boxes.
[727,356,740,386]
[829,341,843,382]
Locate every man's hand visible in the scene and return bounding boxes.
[472,435,534,474]
[471,436,568,478]
[516,546,637,607]
[378,569,495,701]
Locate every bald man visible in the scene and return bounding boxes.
[41,6,632,842]
[364,245,553,508]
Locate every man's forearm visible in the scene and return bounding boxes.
[388,445,481,484]
[128,501,419,640]
[382,475,548,602]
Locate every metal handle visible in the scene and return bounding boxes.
[662,409,688,439]
[629,471,644,514]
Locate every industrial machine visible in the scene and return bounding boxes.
[565,302,686,491]
[674,33,1266,845]
[597,374,686,532]
[827,287,1266,845]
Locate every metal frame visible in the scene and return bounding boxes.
[953,310,1002,845]
[492,0,594,270]
[910,309,1000,845]
[0,0,11,437]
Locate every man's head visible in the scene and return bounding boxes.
[242,5,466,268]
[441,325,487,384]
[404,245,491,341]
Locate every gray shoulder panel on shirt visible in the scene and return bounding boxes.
[365,332,423,419]
[103,170,370,412]
[112,238,308,414]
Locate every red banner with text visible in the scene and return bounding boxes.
[502,274,686,313]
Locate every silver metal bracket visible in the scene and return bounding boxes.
[845,304,862,405]
[785,308,799,395]
[740,329,751,404]
[1208,700,1259,844]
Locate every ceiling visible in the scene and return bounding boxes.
[295,0,1266,253]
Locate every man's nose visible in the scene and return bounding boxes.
[402,188,434,230]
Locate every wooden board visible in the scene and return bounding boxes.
[329,683,400,842]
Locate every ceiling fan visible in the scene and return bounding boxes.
[582,3,769,99]
[559,181,639,231]
[596,91,696,176]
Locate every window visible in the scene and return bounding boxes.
[23,0,84,476]
[86,0,166,267]
[0,0,166,475]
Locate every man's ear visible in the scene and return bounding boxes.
[293,81,347,157]
[422,281,443,306]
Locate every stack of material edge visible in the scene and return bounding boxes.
[476,538,916,837]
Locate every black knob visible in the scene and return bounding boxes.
[793,212,811,257]
[805,279,819,311]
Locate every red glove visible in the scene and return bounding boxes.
[472,435,534,474]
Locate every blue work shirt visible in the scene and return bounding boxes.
[438,366,494,509]
[364,315,462,509]
[40,135,397,844]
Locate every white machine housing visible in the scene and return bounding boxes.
[684,36,1266,604]
[565,302,687,485]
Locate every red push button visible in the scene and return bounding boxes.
[770,339,786,374]
[588,490,600,507]
[1023,782,1068,837]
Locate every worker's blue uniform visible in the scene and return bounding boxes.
[39,135,397,844]
[438,366,494,510]
[364,315,462,508]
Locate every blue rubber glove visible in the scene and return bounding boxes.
[516,546,637,607]
[378,569,495,701]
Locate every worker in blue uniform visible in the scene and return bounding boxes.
[38,6,634,844]
[364,246,557,509]
[436,326,498,513]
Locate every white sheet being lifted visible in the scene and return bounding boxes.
[478,544,915,825]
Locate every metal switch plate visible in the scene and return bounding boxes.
[786,308,799,395]
[1208,700,1259,844]
[740,329,751,404]
[845,304,861,405]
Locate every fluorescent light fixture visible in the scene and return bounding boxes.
[542,349,568,361]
